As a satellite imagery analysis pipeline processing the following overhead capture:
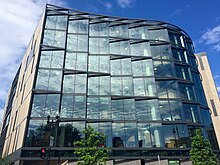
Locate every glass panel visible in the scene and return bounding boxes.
[112,123,125,147]
[183,104,201,123]
[68,19,88,34]
[136,99,160,121]
[169,33,182,46]
[133,78,156,96]
[151,45,172,60]
[90,23,109,36]
[149,29,169,41]
[163,125,189,148]
[124,99,136,120]
[179,84,196,101]
[130,42,151,57]
[25,120,51,147]
[87,97,111,119]
[201,108,212,127]
[172,49,188,63]
[39,51,64,68]
[157,81,179,98]
[35,69,62,91]
[153,60,176,77]
[89,122,112,147]
[110,25,128,38]
[43,30,66,48]
[31,94,60,117]
[57,122,85,147]
[110,41,130,55]
[124,123,138,147]
[65,53,87,71]
[138,123,164,147]
[63,74,87,94]
[129,26,149,39]
[45,15,67,30]
[175,65,191,81]
[88,76,110,95]
[67,34,88,52]
[132,59,154,77]
[89,38,109,54]
[112,100,124,120]
[89,56,110,73]
[61,95,86,118]
[122,77,134,96]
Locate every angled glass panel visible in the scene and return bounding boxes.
[68,19,88,34]
[57,121,85,147]
[43,30,66,48]
[90,22,109,36]
[39,51,64,68]
[130,42,151,57]
[89,56,110,73]
[129,26,149,39]
[151,45,172,60]
[136,99,160,121]
[110,41,130,55]
[111,77,122,96]
[157,80,179,98]
[88,76,110,95]
[169,33,182,46]
[153,60,176,77]
[138,123,164,148]
[25,120,50,147]
[112,123,125,148]
[31,94,60,117]
[201,108,212,128]
[122,77,134,96]
[61,95,86,119]
[149,29,169,41]
[63,74,87,94]
[132,59,154,77]
[89,38,109,54]
[45,15,68,30]
[123,99,136,120]
[65,52,87,71]
[163,124,189,148]
[179,84,196,101]
[89,122,112,147]
[35,69,62,91]
[112,100,124,120]
[183,104,201,123]
[67,34,88,52]
[87,97,111,119]
[175,65,191,81]
[124,123,138,147]
[110,24,128,38]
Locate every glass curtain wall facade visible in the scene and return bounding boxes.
[1,4,219,164]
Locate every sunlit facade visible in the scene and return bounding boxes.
[0,4,218,165]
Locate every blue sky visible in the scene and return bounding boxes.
[0,0,220,121]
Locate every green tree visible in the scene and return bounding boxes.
[190,128,218,165]
[74,125,109,165]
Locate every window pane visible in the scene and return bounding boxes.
[63,74,87,94]
[65,53,87,71]
[31,94,60,117]
[39,51,64,68]
[45,15,67,30]
[57,122,85,147]
[43,30,66,48]
[61,95,86,118]
[35,69,62,91]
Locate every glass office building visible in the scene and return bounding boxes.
[0,4,218,165]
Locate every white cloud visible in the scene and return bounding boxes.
[116,0,135,9]
[200,25,220,51]
[0,0,66,122]
[99,1,113,10]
